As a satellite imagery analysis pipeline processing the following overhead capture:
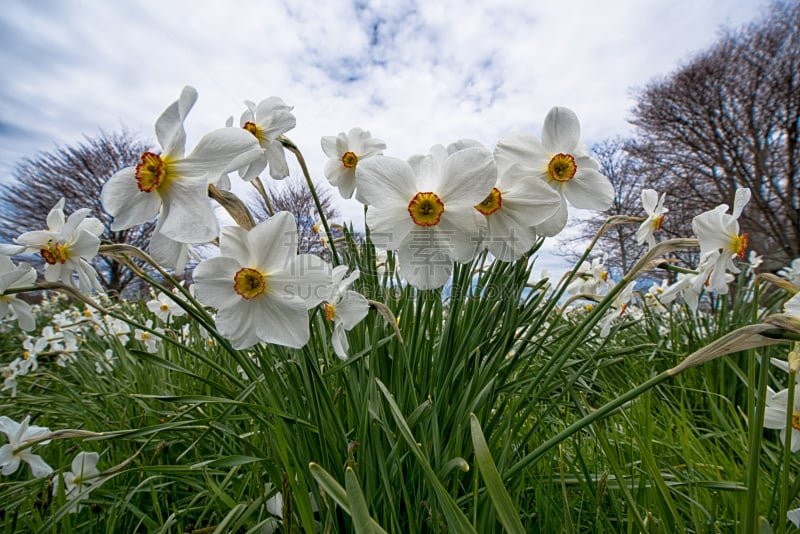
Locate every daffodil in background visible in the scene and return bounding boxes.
[8,198,103,292]
[53,451,101,513]
[237,97,296,181]
[474,163,561,262]
[193,212,330,349]
[0,256,37,331]
[102,86,261,246]
[494,106,614,236]
[321,127,386,201]
[692,188,751,294]
[0,415,52,478]
[356,143,496,289]
[322,266,369,359]
[635,189,668,249]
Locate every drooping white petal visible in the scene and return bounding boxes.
[437,146,497,208]
[499,164,562,226]
[533,195,569,237]
[356,156,418,209]
[193,256,247,311]
[249,213,298,273]
[732,188,751,219]
[564,168,614,211]
[46,199,66,231]
[396,235,453,290]
[335,291,370,330]
[494,131,548,175]
[214,299,263,349]
[156,86,197,158]
[102,168,162,231]
[262,140,290,180]
[541,107,581,153]
[331,324,349,360]
[484,210,538,262]
[692,206,733,255]
[253,295,310,348]
[172,128,261,178]
[438,209,484,263]
[158,175,219,243]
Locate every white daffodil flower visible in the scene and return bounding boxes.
[146,291,187,322]
[134,320,163,353]
[635,189,668,249]
[193,212,331,349]
[0,256,37,331]
[778,258,800,285]
[9,198,103,292]
[0,415,52,478]
[763,385,800,452]
[356,143,496,289]
[785,293,800,319]
[321,127,386,201]
[323,266,369,359]
[567,254,610,296]
[237,97,296,181]
[53,451,100,513]
[102,86,261,245]
[494,107,614,236]
[691,188,751,294]
[474,163,561,262]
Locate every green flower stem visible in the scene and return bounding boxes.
[252,176,275,217]
[778,367,797,534]
[280,135,341,266]
[505,371,671,480]
[745,349,771,533]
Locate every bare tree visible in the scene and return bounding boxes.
[558,138,647,277]
[628,0,800,268]
[0,130,155,295]
[247,177,341,260]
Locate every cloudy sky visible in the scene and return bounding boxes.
[0,0,770,272]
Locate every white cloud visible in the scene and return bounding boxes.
[0,0,770,268]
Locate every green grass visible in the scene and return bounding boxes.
[1,233,799,533]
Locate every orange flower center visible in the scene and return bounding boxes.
[233,268,266,300]
[243,121,264,142]
[652,214,664,231]
[41,240,67,265]
[547,153,577,183]
[324,303,336,321]
[475,188,502,216]
[135,152,167,193]
[341,151,359,169]
[730,233,748,259]
[408,192,445,227]
[793,412,800,432]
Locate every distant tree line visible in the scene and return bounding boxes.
[565,0,799,276]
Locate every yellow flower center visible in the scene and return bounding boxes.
[83,309,93,317]
[23,351,30,360]
[160,303,170,312]
[475,188,502,216]
[41,240,68,265]
[233,268,267,300]
[652,214,665,231]
[243,121,264,142]
[601,271,609,282]
[408,192,445,227]
[324,303,336,321]
[547,153,577,183]
[135,152,168,193]
[341,151,359,169]
[793,412,800,432]
[729,233,748,259]
[141,332,150,340]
